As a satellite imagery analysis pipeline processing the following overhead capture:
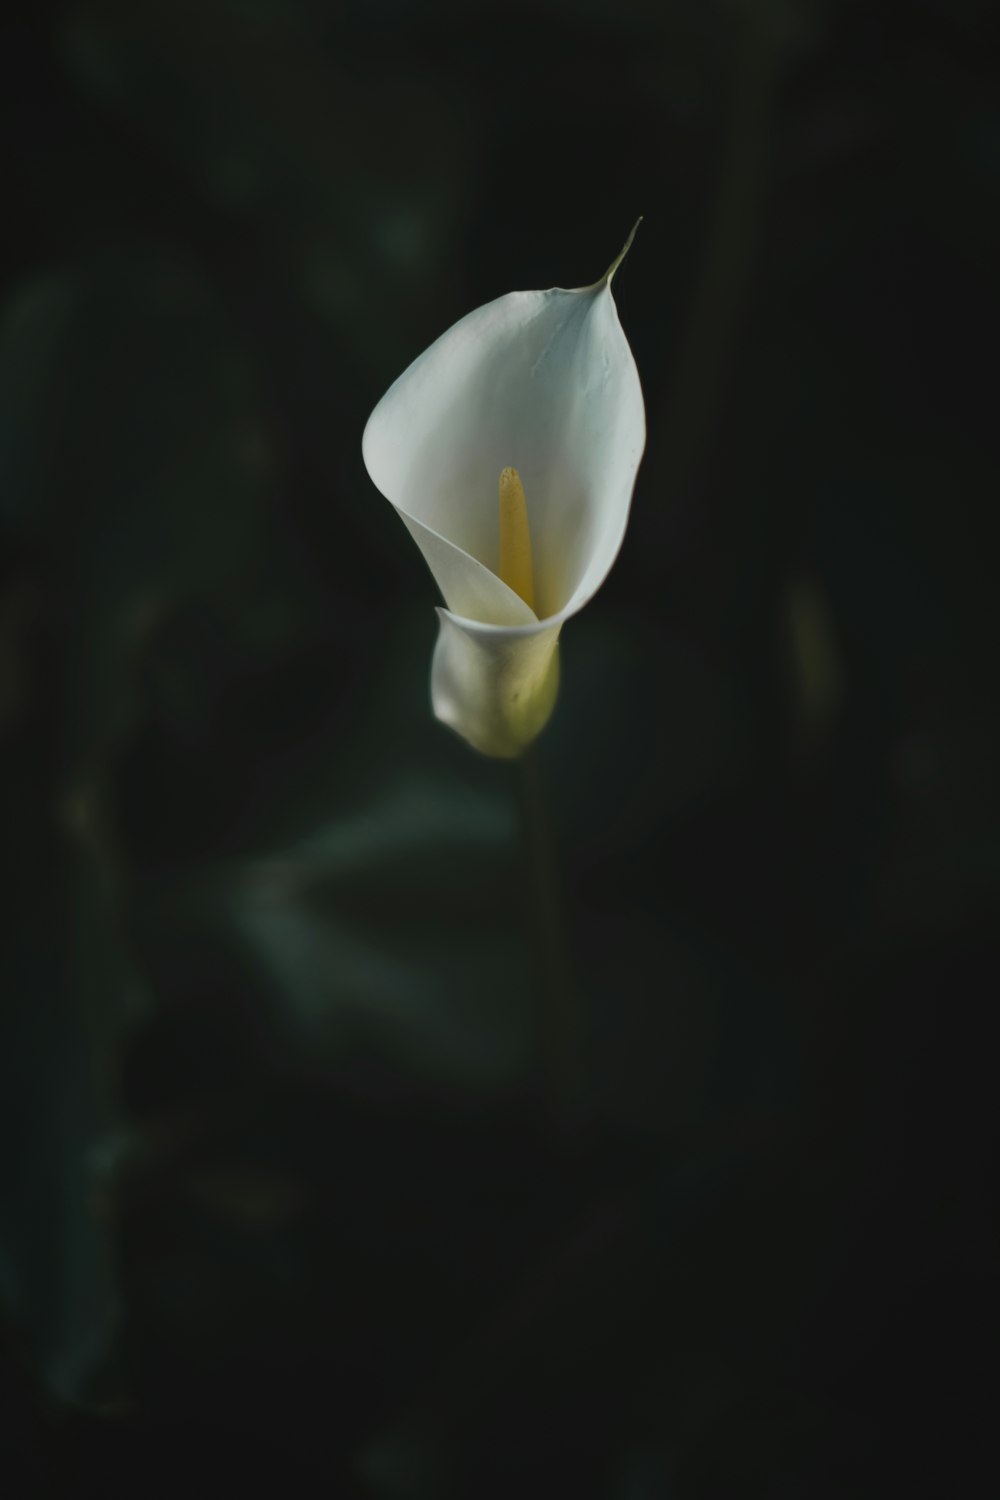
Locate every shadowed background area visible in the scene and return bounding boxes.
[1,1,997,1495]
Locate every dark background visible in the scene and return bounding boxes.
[2,1,998,1495]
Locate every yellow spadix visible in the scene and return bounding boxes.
[498,466,535,611]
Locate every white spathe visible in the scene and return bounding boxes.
[362,233,646,758]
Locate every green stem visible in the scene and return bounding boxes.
[515,748,582,1135]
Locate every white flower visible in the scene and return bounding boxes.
[362,225,645,758]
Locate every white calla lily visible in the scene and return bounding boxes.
[362,225,645,758]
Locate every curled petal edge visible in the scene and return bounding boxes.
[431,610,562,759]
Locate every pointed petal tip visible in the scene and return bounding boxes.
[599,217,643,289]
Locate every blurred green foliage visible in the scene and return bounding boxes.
[2,0,998,1495]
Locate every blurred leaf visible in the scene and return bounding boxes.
[0,245,270,1400]
[128,770,535,1096]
